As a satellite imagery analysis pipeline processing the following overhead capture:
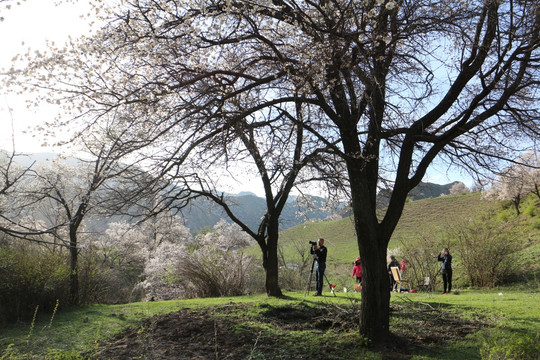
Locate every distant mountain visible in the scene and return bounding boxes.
[180,193,337,233]
[376,181,464,208]
[4,151,338,233]
[5,152,463,234]
[182,180,465,233]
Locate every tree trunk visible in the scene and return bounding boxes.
[264,222,283,297]
[340,125,391,345]
[350,191,391,346]
[69,227,79,305]
[359,243,391,345]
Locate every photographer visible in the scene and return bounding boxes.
[310,238,327,296]
[437,248,453,294]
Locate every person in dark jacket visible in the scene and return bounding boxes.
[310,238,327,296]
[388,255,400,291]
[437,248,453,294]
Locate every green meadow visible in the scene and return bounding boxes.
[1,289,539,359]
[2,192,540,359]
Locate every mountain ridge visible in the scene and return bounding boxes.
[4,151,467,233]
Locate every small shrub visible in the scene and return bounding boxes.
[398,232,446,291]
[176,249,255,298]
[497,210,510,222]
[498,200,514,211]
[0,241,70,323]
[530,219,540,231]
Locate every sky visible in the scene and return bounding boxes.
[0,0,93,154]
[0,0,473,192]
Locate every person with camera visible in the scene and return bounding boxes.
[310,238,327,296]
[437,248,453,294]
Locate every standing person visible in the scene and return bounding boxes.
[352,257,362,284]
[437,248,453,294]
[388,255,400,291]
[310,238,327,296]
[400,259,409,278]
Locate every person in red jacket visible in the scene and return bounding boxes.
[352,257,362,284]
[400,259,409,278]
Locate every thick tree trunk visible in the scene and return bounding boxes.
[350,190,391,346]
[359,242,391,345]
[340,125,392,345]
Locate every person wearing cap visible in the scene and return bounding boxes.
[352,257,362,284]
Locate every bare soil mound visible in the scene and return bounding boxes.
[90,301,489,359]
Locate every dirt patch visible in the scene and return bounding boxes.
[91,307,258,360]
[90,301,489,359]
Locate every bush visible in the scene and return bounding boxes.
[0,242,70,323]
[277,237,315,291]
[398,232,448,291]
[497,210,511,222]
[450,214,522,287]
[531,219,540,231]
[176,248,255,298]
[523,203,537,217]
[78,245,145,304]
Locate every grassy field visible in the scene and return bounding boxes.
[1,288,539,359]
[277,193,540,285]
[2,193,539,359]
[277,192,496,264]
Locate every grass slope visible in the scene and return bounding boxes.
[278,192,493,264]
[1,289,539,359]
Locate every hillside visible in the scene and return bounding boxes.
[277,192,497,264]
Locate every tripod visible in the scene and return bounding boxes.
[304,255,336,297]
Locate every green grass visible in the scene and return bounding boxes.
[1,288,539,359]
[275,192,496,265]
[0,295,267,358]
[3,193,540,358]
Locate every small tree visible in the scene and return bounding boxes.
[398,233,446,291]
[15,140,139,304]
[483,153,539,216]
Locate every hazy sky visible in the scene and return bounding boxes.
[0,0,93,154]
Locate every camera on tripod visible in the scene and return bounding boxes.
[309,240,317,246]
